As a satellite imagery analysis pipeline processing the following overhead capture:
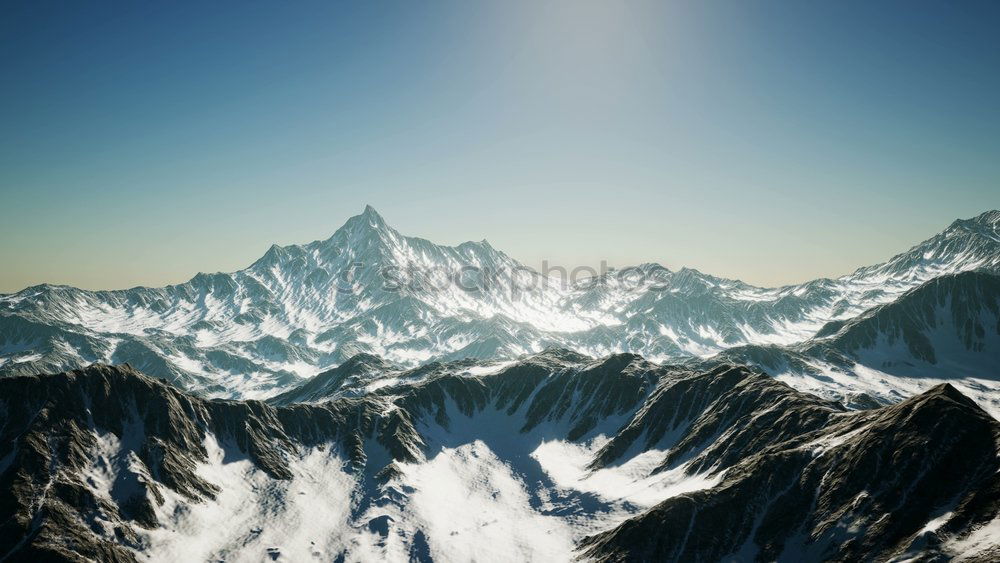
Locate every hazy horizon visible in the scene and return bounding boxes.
[2,205,998,294]
[2,1,999,292]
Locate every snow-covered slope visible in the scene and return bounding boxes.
[2,207,999,398]
[3,358,998,562]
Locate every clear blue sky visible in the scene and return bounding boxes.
[1,0,998,292]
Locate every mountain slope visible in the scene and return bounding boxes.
[2,356,999,561]
[2,208,999,399]
[581,383,1000,562]
[813,270,1000,367]
[715,271,1000,417]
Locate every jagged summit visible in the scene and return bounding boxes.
[912,381,986,412]
[340,351,393,368]
[338,204,392,235]
[850,210,1000,283]
[952,208,1000,231]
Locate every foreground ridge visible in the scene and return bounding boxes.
[1,355,998,561]
[580,382,1000,562]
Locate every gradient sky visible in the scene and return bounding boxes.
[2,0,998,293]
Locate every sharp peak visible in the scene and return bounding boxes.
[310,205,398,247]
[898,382,991,418]
[675,266,707,276]
[674,266,730,281]
[340,352,394,369]
[346,204,390,227]
[333,206,514,260]
[927,382,967,398]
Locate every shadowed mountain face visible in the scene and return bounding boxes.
[2,356,999,562]
[581,384,1000,562]
[2,209,999,399]
[812,270,1000,364]
[714,271,1000,417]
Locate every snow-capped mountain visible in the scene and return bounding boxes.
[0,206,564,396]
[3,358,998,562]
[1,207,998,399]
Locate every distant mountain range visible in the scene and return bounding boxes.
[3,207,999,403]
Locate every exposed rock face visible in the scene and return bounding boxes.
[810,270,1000,365]
[267,352,397,405]
[588,365,843,474]
[713,271,1000,418]
[0,364,417,561]
[580,384,1000,562]
[1,354,999,561]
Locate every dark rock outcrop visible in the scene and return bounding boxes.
[580,384,1000,562]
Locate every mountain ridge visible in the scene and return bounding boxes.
[2,208,999,399]
[3,357,999,561]
[581,376,1000,562]
[713,270,1000,417]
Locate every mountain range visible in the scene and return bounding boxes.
[2,357,999,561]
[2,207,999,407]
[3,208,1000,561]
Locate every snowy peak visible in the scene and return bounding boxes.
[949,209,1000,233]
[939,209,1000,251]
[300,205,516,275]
[361,203,383,220]
[336,204,394,239]
[852,210,1000,283]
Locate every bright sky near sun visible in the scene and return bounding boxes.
[1,0,998,292]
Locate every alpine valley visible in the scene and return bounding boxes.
[2,208,1000,562]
